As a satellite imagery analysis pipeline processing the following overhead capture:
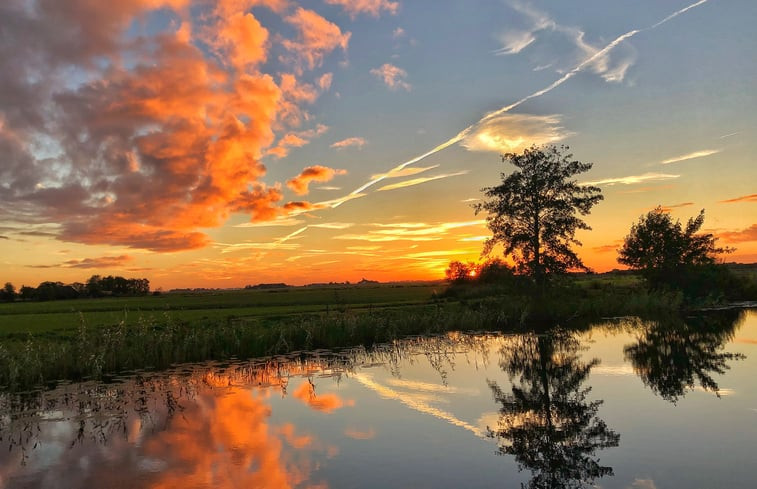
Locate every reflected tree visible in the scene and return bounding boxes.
[488,330,619,489]
[624,312,746,403]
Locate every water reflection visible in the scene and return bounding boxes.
[487,329,620,489]
[623,311,746,402]
[0,311,752,488]
[0,358,354,488]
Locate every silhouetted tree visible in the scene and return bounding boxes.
[617,207,730,290]
[624,312,745,403]
[85,275,150,297]
[35,281,78,301]
[86,275,104,297]
[488,330,619,488]
[475,145,603,291]
[445,261,477,283]
[19,285,36,301]
[1,282,15,302]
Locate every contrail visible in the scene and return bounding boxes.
[324,0,710,209]
[278,226,308,243]
[352,373,487,439]
[649,0,708,29]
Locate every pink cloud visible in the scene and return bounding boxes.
[325,0,399,19]
[370,63,411,90]
[330,137,367,149]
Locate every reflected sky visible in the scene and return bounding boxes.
[1,310,756,489]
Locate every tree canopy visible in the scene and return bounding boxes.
[475,145,603,288]
[617,207,730,288]
[0,275,150,302]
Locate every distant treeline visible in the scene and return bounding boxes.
[1,275,150,302]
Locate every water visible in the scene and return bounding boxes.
[1,310,755,488]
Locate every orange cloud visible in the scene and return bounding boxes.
[277,73,330,128]
[718,224,757,243]
[657,202,694,213]
[592,242,622,253]
[278,423,314,449]
[719,193,757,204]
[325,0,399,18]
[287,165,347,195]
[282,8,351,71]
[211,6,270,71]
[283,201,319,212]
[60,221,211,252]
[330,137,366,149]
[267,133,308,158]
[370,63,411,90]
[144,386,325,489]
[293,380,348,413]
[268,124,329,158]
[0,1,346,253]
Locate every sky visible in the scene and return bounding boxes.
[0,0,755,289]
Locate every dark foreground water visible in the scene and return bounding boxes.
[1,310,755,489]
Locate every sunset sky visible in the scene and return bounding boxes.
[1,0,755,289]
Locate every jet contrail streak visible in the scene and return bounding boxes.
[278,226,308,243]
[650,0,708,29]
[352,373,487,439]
[322,0,709,210]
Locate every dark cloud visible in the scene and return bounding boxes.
[27,254,133,269]
[17,230,58,237]
[658,202,694,213]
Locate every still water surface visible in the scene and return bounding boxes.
[1,310,756,488]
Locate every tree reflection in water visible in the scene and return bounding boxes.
[624,311,746,403]
[487,330,619,489]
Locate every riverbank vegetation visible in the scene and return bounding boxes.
[1,268,754,391]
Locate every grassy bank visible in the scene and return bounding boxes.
[0,276,693,391]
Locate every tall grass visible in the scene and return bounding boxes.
[0,281,692,392]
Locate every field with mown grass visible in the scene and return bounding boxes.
[0,283,442,336]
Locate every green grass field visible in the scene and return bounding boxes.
[0,283,443,336]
